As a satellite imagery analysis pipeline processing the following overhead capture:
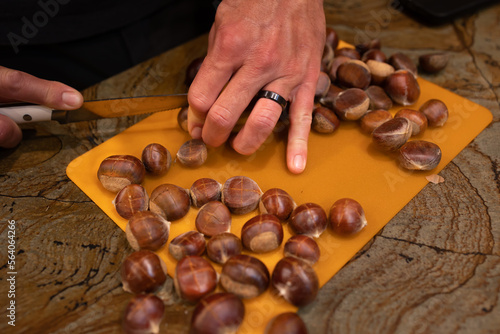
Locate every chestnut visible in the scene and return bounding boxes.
[319,84,345,109]
[176,139,207,167]
[190,292,245,334]
[366,60,394,86]
[327,56,350,82]
[206,232,242,264]
[419,99,448,127]
[395,108,428,136]
[149,183,190,221]
[283,235,320,265]
[190,178,222,208]
[329,198,367,235]
[362,48,387,63]
[289,203,328,238]
[334,47,360,60]
[97,155,145,193]
[122,294,165,334]
[241,214,284,253]
[388,52,418,77]
[372,117,412,151]
[321,43,335,72]
[365,85,393,111]
[220,254,270,299]
[114,184,149,219]
[315,71,331,98]
[169,230,206,261]
[360,109,393,135]
[325,27,339,50]
[398,140,442,171]
[141,143,172,176]
[195,201,232,237]
[332,88,370,121]
[336,60,371,90]
[177,106,189,132]
[419,53,449,73]
[221,176,262,215]
[174,255,217,303]
[259,188,296,221]
[272,257,319,307]
[126,211,170,251]
[355,38,381,55]
[121,250,167,294]
[265,312,308,334]
[384,70,421,106]
[312,105,341,134]
[185,56,204,86]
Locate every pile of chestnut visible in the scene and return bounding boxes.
[98,146,368,333]
[313,28,448,171]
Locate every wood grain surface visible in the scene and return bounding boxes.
[1,1,499,333]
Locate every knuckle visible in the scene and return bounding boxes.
[214,25,246,57]
[249,110,277,132]
[2,69,25,96]
[207,104,233,130]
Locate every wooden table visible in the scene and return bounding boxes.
[1,1,499,333]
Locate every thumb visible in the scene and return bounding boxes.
[0,114,22,148]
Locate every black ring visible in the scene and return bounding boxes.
[257,90,288,111]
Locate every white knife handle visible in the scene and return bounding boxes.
[0,105,53,124]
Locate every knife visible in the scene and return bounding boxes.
[0,94,188,124]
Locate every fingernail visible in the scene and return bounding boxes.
[62,91,82,108]
[191,126,202,139]
[293,155,306,172]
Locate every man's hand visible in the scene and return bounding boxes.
[0,66,83,148]
[187,0,326,174]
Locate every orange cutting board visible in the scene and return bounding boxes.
[67,69,492,332]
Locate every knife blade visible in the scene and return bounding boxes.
[0,94,188,124]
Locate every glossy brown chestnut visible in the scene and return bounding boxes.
[149,183,190,221]
[220,254,270,299]
[419,53,449,73]
[360,109,393,134]
[321,44,334,72]
[176,139,207,167]
[259,188,296,221]
[283,235,320,265]
[325,27,339,50]
[141,143,172,176]
[190,178,222,208]
[384,70,421,106]
[97,155,145,193]
[327,56,350,82]
[319,84,344,109]
[174,255,217,303]
[334,47,360,60]
[206,232,242,264]
[241,214,284,253]
[389,52,418,77]
[332,88,370,121]
[329,198,367,235]
[114,184,149,219]
[372,117,412,151]
[365,85,393,111]
[315,71,331,98]
[126,211,170,251]
[190,292,245,334]
[419,99,448,127]
[122,294,165,334]
[177,106,189,132]
[398,140,442,171]
[355,38,381,55]
[195,201,232,237]
[185,56,204,86]
[362,48,387,63]
[395,108,428,136]
[366,60,394,86]
[272,257,319,307]
[121,250,167,294]
[169,230,206,261]
[265,312,308,334]
[311,105,341,134]
[289,203,328,238]
[221,176,262,215]
[336,60,371,90]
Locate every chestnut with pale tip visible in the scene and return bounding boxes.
[141,143,172,176]
[372,117,412,151]
[241,214,284,253]
[366,60,394,86]
[283,235,320,265]
[332,88,370,121]
[398,140,442,171]
[114,184,149,219]
[419,53,449,73]
[360,109,393,134]
[311,105,341,134]
[190,292,245,334]
[174,255,217,303]
[169,230,206,261]
[206,232,242,264]
[365,85,393,111]
[336,60,371,90]
[122,294,165,334]
[97,155,145,193]
[149,183,190,221]
[220,254,270,299]
[176,139,207,167]
[195,201,232,237]
[289,203,328,238]
[272,256,319,307]
[221,176,262,215]
[259,188,296,221]
[419,99,448,127]
[121,250,168,294]
[394,108,428,136]
[126,211,170,251]
[384,70,421,106]
[189,178,221,208]
[388,52,418,77]
[265,312,308,334]
[329,198,367,235]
